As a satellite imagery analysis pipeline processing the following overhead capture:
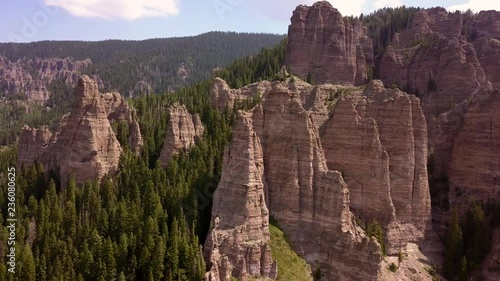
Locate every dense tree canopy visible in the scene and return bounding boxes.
[0,39,287,280]
[0,32,285,94]
[0,33,285,146]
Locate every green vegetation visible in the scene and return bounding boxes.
[0,35,286,146]
[0,39,289,280]
[214,39,287,88]
[360,6,421,77]
[444,203,494,281]
[425,266,441,281]
[269,220,312,281]
[388,262,398,272]
[366,220,386,255]
[0,32,284,95]
[0,78,76,145]
[306,72,315,85]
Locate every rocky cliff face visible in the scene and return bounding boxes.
[17,125,53,168]
[159,104,204,167]
[46,75,122,187]
[286,1,373,85]
[204,111,277,281]
[0,56,100,103]
[483,227,500,280]
[447,89,500,204]
[208,77,441,280]
[16,75,142,187]
[378,8,494,117]
[376,8,500,203]
[210,76,343,129]
[254,84,383,280]
[210,78,272,112]
[101,91,144,154]
[320,80,431,251]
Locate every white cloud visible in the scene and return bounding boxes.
[44,0,180,20]
[448,0,500,12]
[373,0,403,9]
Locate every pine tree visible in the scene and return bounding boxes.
[458,256,468,281]
[17,245,36,281]
[306,72,315,84]
[445,208,464,280]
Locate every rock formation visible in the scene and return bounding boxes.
[210,78,271,112]
[0,55,100,103]
[159,104,204,167]
[204,111,277,281]
[286,1,373,85]
[208,77,443,279]
[320,80,431,250]
[208,80,387,280]
[17,125,53,169]
[447,89,500,203]
[101,91,144,154]
[46,75,122,187]
[378,8,493,117]
[210,75,343,128]
[254,84,383,280]
[375,8,500,208]
[16,75,142,187]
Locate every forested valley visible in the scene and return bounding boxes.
[0,38,287,281]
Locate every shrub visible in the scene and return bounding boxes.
[388,263,398,272]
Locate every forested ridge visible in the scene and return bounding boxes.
[0,38,287,281]
[0,32,285,94]
[0,32,284,145]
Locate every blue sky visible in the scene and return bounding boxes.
[1,0,498,43]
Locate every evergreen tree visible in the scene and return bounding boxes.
[445,208,464,280]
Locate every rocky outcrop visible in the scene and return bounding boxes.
[208,78,441,279]
[379,8,492,117]
[376,8,500,252]
[320,80,431,250]
[0,56,100,103]
[210,76,342,128]
[128,117,144,155]
[101,91,144,154]
[204,111,277,281]
[47,75,122,187]
[210,78,432,249]
[133,81,153,96]
[253,84,383,280]
[159,104,204,167]
[286,1,373,85]
[210,78,272,112]
[16,75,133,188]
[447,89,500,203]
[17,125,53,169]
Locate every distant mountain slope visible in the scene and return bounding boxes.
[0,32,285,97]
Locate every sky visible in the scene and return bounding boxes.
[1,0,499,43]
